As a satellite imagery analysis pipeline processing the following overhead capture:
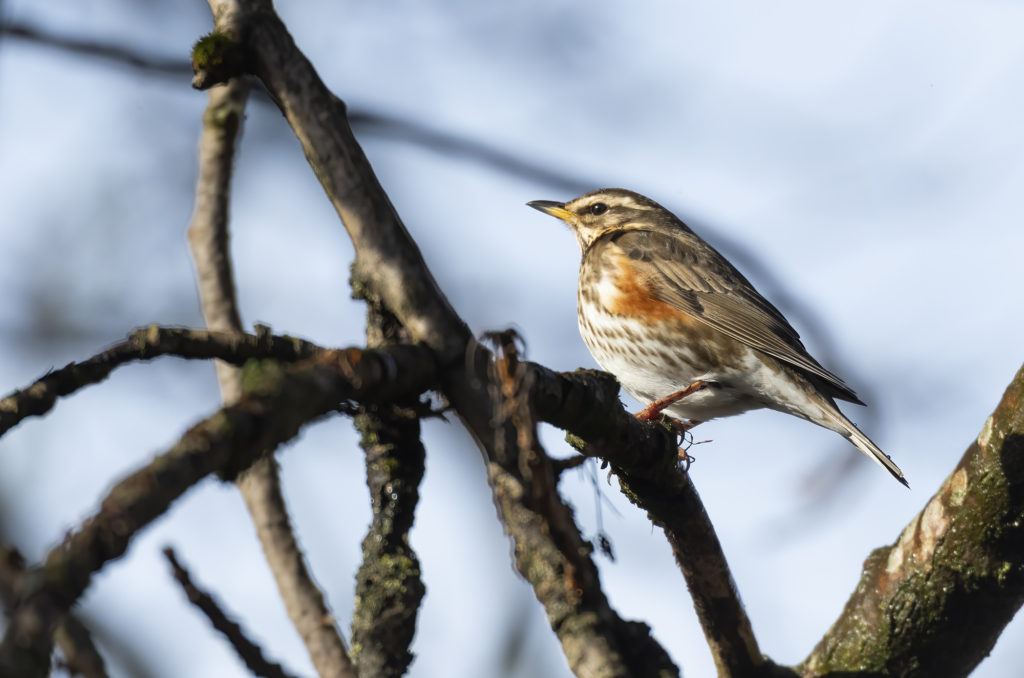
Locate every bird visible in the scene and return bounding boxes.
[528,188,907,487]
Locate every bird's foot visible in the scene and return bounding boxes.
[678,447,695,471]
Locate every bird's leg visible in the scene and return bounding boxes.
[635,380,708,421]
[637,382,708,470]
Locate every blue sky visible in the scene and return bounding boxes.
[2,2,1023,676]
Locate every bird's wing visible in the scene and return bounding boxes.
[611,229,862,403]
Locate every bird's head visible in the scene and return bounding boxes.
[528,188,686,250]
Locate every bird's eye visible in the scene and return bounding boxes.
[588,202,608,216]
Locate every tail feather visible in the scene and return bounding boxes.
[823,408,908,488]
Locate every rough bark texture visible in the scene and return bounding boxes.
[803,364,1024,677]
[0,546,108,678]
[350,297,427,678]
[0,346,438,677]
[186,72,355,678]
[0,325,321,436]
[197,4,688,675]
[2,2,1021,676]
[529,365,774,677]
[484,333,681,678]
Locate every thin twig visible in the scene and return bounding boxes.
[0,20,190,74]
[0,326,323,437]
[163,548,299,678]
[0,19,593,195]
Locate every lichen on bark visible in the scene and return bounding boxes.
[803,365,1024,677]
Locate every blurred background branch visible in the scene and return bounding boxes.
[163,547,301,678]
[0,543,109,678]
[0,341,437,675]
[2,2,1023,677]
[0,12,885,503]
[0,17,592,196]
[185,66,356,678]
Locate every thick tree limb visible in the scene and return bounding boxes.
[163,548,300,678]
[485,332,680,678]
[527,365,779,677]
[197,3,1024,676]
[0,326,322,437]
[199,3,469,361]
[0,345,439,677]
[0,545,109,678]
[802,363,1024,678]
[186,72,355,678]
[196,3,700,675]
[350,301,426,678]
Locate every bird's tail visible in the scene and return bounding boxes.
[821,407,908,488]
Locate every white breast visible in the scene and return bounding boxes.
[577,299,769,422]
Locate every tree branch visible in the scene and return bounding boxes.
[0,325,322,437]
[0,20,189,74]
[198,4,469,361]
[0,19,593,195]
[350,299,426,678]
[187,78,248,346]
[802,362,1024,677]
[186,71,355,678]
[488,332,681,678]
[163,548,300,678]
[0,344,438,677]
[0,544,109,678]
[196,3,690,674]
[195,4,1024,676]
[526,364,783,677]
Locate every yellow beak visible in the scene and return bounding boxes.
[527,200,574,222]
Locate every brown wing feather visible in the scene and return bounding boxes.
[610,229,863,403]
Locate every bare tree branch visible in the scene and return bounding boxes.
[0,19,593,196]
[486,331,681,678]
[1,544,109,678]
[802,362,1024,678]
[0,344,439,677]
[4,2,1010,675]
[186,73,355,678]
[0,325,323,437]
[350,300,426,678]
[0,20,189,75]
[196,4,689,673]
[187,79,248,346]
[197,13,468,360]
[526,364,783,677]
[163,548,301,678]
[241,458,360,678]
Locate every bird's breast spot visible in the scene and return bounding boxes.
[596,257,697,325]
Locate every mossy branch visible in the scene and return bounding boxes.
[802,363,1024,677]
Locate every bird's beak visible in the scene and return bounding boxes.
[527,200,574,222]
